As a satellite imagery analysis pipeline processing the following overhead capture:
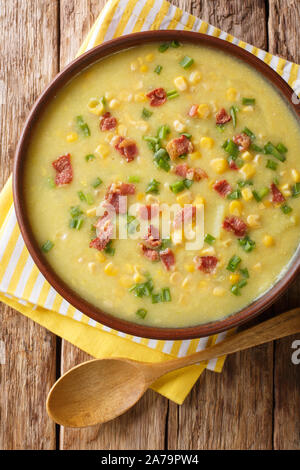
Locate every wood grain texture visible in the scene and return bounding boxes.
[0,0,59,450]
[268,0,300,449]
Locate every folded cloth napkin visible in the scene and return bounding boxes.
[0,0,299,404]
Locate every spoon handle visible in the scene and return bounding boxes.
[143,308,300,383]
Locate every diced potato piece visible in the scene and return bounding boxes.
[190,151,202,160]
[134,92,147,102]
[263,234,274,247]
[66,132,78,142]
[193,195,205,205]
[213,286,226,297]
[173,120,186,132]
[210,158,228,174]
[253,262,262,271]
[226,87,237,101]
[242,105,254,112]
[174,76,188,91]
[198,280,208,289]
[247,214,261,228]
[241,187,253,201]
[176,191,193,206]
[201,246,216,256]
[197,103,211,119]
[239,163,256,179]
[189,70,202,84]
[291,169,300,183]
[86,207,97,217]
[117,124,127,136]
[200,136,214,149]
[130,61,138,71]
[88,262,96,274]
[229,200,243,216]
[119,90,133,102]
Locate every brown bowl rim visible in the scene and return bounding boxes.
[13,30,300,340]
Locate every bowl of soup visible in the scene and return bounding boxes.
[13,31,300,339]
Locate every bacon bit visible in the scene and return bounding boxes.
[52,154,73,186]
[89,212,113,251]
[143,225,161,249]
[229,160,238,170]
[146,87,167,107]
[100,112,117,131]
[141,244,160,262]
[233,132,251,151]
[160,248,175,271]
[216,108,231,125]
[188,104,199,117]
[173,206,196,229]
[139,204,159,220]
[270,183,285,203]
[223,216,248,237]
[115,136,138,162]
[213,179,232,198]
[194,256,218,274]
[175,164,208,181]
[166,135,194,160]
[105,182,135,214]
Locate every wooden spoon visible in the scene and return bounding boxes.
[47,308,300,427]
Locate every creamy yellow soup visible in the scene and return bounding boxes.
[24,42,300,328]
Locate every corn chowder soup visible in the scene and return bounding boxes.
[24,42,300,328]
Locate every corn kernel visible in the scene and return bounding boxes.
[137,192,145,201]
[190,151,202,160]
[263,200,272,208]
[241,187,253,201]
[242,105,254,112]
[226,87,237,101]
[213,286,226,297]
[145,53,154,62]
[263,234,274,247]
[117,124,127,136]
[201,247,216,256]
[210,158,228,174]
[96,252,106,263]
[105,91,114,100]
[95,143,110,159]
[133,272,143,283]
[185,264,195,273]
[181,276,191,289]
[134,92,147,103]
[197,103,211,119]
[200,137,214,149]
[247,214,261,228]
[173,119,186,132]
[119,90,133,102]
[193,195,205,205]
[140,64,148,73]
[229,273,240,284]
[66,132,78,142]
[222,239,232,247]
[88,262,96,274]
[104,262,118,276]
[109,98,120,109]
[119,277,133,288]
[241,151,253,161]
[279,184,291,197]
[176,191,193,206]
[189,70,202,84]
[86,207,97,217]
[239,163,256,179]
[229,200,243,216]
[174,76,188,91]
[291,169,300,183]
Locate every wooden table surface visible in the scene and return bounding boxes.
[0,0,300,450]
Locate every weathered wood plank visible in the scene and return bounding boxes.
[167,0,273,450]
[0,0,59,449]
[269,0,300,450]
[58,0,169,450]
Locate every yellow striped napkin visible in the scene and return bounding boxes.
[1,0,299,404]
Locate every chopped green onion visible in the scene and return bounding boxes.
[292,183,300,198]
[92,177,102,188]
[158,43,169,52]
[240,268,249,278]
[85,193,94,205]
[127,175,140,183]
[170,40,180,48]
[281,204,293,214]
[127,215,139,235]
[216,124,225,133]
[230,106,237,128]
[161,238,172,250]
[157,124,170,140]
[204,234,216,245]
[85,154,95,162]
[41,240,54,253]
[183,178,193,189]
[224,140,239,158]
[104,240,115,255]
[76,115,90,136]
[237,179,253,188]
[47,176,55,188]
[153,148,170,172]
[146,178,160,194]
[276,142,288,154]
[242,127,255,141]
[180,132,192,139]
[154,65,163,74]
[226,255,242,272]
[264,142,286,162]
[78,190,87,202]
[170,180,186,194]
[100,96,106,106]
[143,135,160,152]
[238,235,256,253]
[162,287,171,302]
[129,278,154,297]
[152,293,162,304]
[69,218,83,230]
[179,55,194,69]
[250,143,263,153]
[252,187,269,202]
[242,97,255,106]
[136,308,147,319]
[266,159,278,171]
[227,189,241,200]
[166,89,179,99]
[273,176,280,185]
[141,108,153,120]
[70,206,83,218]
[230,284,241,296]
